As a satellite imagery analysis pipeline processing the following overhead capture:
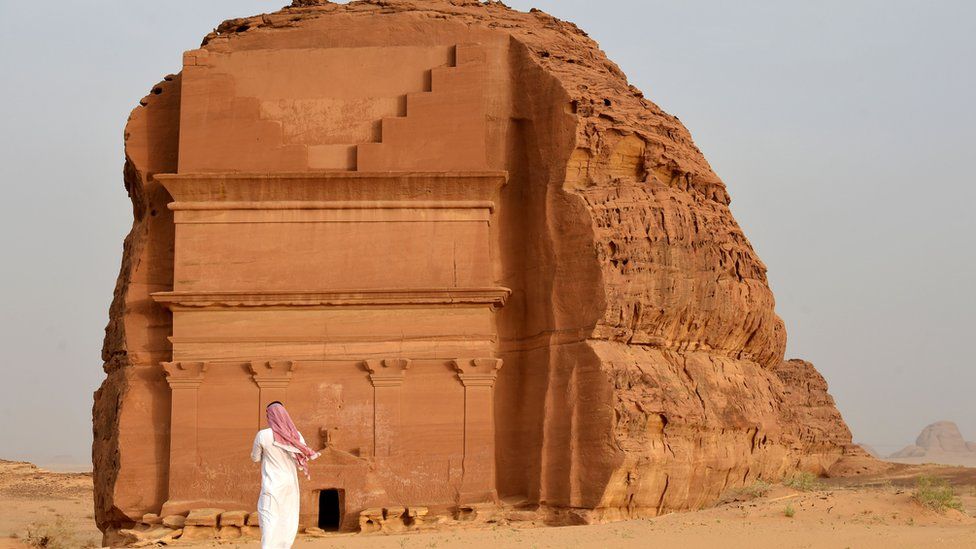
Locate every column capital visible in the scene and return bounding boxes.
[162,361,207,389]
[452,358,503,387]
[249,360,295,389]
[365,358,411,387]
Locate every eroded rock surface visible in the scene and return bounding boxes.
[94,0,869,538]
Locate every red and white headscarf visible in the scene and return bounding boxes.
[266,403,320,479]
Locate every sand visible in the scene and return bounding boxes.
[888,455,976,468]
[2,459,974,549]
[0,460,101,548]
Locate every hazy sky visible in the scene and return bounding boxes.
[0,1,973,466]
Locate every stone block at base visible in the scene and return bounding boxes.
[161,514,186,529]
[186,508,225,527]
[246,511,261,526]
[219,525,242,539]
[219,510,248,527]
[181,525,217,540]
[406,506,429,518]
[359,508,385,534]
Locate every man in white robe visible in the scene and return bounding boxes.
[251,402,320,549]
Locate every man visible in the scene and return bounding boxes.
[251,402,320,548]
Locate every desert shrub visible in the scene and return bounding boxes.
[783,471,823,492]
[23,518,79,549]
[717,479,774,503]
[784,504,795,518]
[744,480,772,498]
[913,475,963,513]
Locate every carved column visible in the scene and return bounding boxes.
[452,358,503,503]
[161,361,207,515]
[364,359,410,457]
[249,361,295,428]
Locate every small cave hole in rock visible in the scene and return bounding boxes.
[318,489,343,531]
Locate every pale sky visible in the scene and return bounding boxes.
[0,1,973,466]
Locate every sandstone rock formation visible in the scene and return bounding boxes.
[889,421,976,466]
[769,360,858,463]
[93,0,869,540]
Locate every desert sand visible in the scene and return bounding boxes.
[4,459,974,549]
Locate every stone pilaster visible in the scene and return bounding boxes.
[160,361,207,516]
[452,358,502,503]
[364,359,411,457]
[249,361,295,428]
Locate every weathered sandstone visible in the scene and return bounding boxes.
[184,508,224,527]
[161,515,185,529]
[245,512,260,527]
[93,0,870,540]
[180,525,217,541]
[218,510,249,527]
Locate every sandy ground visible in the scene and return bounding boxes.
[0,461,101,548]
[887,455,976,468]
[2,459,975,549]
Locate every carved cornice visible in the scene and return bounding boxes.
[156,171,508,182]
[249,361,295,389]
[169,200,497,212]
[452,358,503,387]
[364,359,411,387]
[152,288,511,311]
[162,361,207,389]
[155,171,508,204]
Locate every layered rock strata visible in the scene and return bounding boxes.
[94,0,869,537]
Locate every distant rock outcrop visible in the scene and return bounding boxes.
[889,421,976,466]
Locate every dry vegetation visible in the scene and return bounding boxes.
[783,471,824,492]
[744,480,772,498]
[913,475,963,512]
[23,518,97,549]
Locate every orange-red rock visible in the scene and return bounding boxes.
[93,0,868,539]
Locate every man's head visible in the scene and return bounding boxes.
[267,401,283,408]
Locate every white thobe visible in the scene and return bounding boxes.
[251,428,305,549]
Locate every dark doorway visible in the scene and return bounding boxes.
[318,489,342,531]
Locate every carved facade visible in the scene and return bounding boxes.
[152,168,509,527]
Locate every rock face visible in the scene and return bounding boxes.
[890,421,976,465]
[770,360,857,461]
[93,0,866,537]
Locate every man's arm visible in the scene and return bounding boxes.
[250,432,263,463]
